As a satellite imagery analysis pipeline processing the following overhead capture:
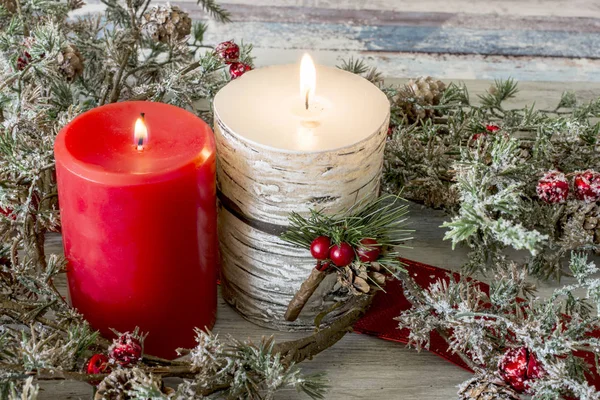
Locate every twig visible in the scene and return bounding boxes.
[273,293,375,366]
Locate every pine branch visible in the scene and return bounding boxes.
[196,0,231,23]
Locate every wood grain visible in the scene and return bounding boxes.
[36,82,600,398]
[71,0,600,81]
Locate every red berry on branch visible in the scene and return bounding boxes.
[315,261,330,272]
[574,170,600,203]
[498,347,528,392]
[357,238,381,262]
[498,347,545,393]
[330,242,355,267]
[229,62,252,79]
[214,40,240,64]
[310,236,331,260]
[536,171,569,204]
[16,52,32,71]
[109,332,143,367]
[471,132,487,142]
[485,124,500,132]
[526,352,545,380]
[86,353,111,385]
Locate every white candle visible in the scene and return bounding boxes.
[214,55,389,152]
[214,55,389,330]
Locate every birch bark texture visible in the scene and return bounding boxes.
[213,64,390,330]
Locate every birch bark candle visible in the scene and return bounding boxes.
[213,55,389,330]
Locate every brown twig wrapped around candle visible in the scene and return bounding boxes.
[284,261,330,321]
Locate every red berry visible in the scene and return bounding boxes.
[485,124,500,132]
[16,52,32,71]
[215,40,240,64]
[109,332,143,367]
[357,238,381,262]
[229,62,252,79]
[86,354,111,385]
[526,352,544,380]
[315,261,330,272]
[498,347,545,393]
[310,236,331,260]
[536,171,569,204]
[574,170,600,203]
[329,242,355,267]
[498,347,528,392]
[471,132,487,142]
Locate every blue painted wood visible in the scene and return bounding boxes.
[359,25,600,58]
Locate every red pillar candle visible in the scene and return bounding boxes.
[54,101,217,359]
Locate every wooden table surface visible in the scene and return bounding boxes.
[40,76,600,399]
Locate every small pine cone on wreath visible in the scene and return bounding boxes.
[559,201,600,249]
[95,368,163,400]
[0,0,16,13]
[395,76,447,123]
[57,44,83,82]
[458,375,520,400]
[338,263,386,295]
[142,5,192,43]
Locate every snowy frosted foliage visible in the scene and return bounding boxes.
[397,253,600,399]
[187,330,328,399]
[384,78,600,279]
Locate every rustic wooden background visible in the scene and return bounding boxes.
[42,0,600,398]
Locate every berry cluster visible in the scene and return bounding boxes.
[85,331,144,385]
[498,347,545,393]
[214,40,252,79]
[536,170,600,204]
[309,236,381,268]
[471,123,500,142]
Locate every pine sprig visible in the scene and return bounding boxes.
[197,0,231,23]
[282,194,412,250]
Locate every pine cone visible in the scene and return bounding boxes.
[0,0,16,14]
[338,264,385,295]
[57,44,83,82]
[458,375,520,400]
[395,76,447,123]
[95,368,162,400]
[560,201,600,248]
[142,5,192,43]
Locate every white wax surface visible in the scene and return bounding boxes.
[213,64,390,152]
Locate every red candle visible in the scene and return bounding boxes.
[54,101,217,359]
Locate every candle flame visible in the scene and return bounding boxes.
[134,115,148,151]
[300,53,316,110]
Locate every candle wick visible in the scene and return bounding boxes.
[137,112,145,151]
[305,90,309,110]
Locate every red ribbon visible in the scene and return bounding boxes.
[353,258,600,390]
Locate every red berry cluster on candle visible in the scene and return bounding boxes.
[309,236,382,267]
[109,331,143,367]
[536,171,569,204]
[85,353,111,385]
[229,62,252,79]
[215,40,240,64]
[498,347,545,393]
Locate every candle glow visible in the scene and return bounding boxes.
[300,54,316,110]
[134,116,148,151]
